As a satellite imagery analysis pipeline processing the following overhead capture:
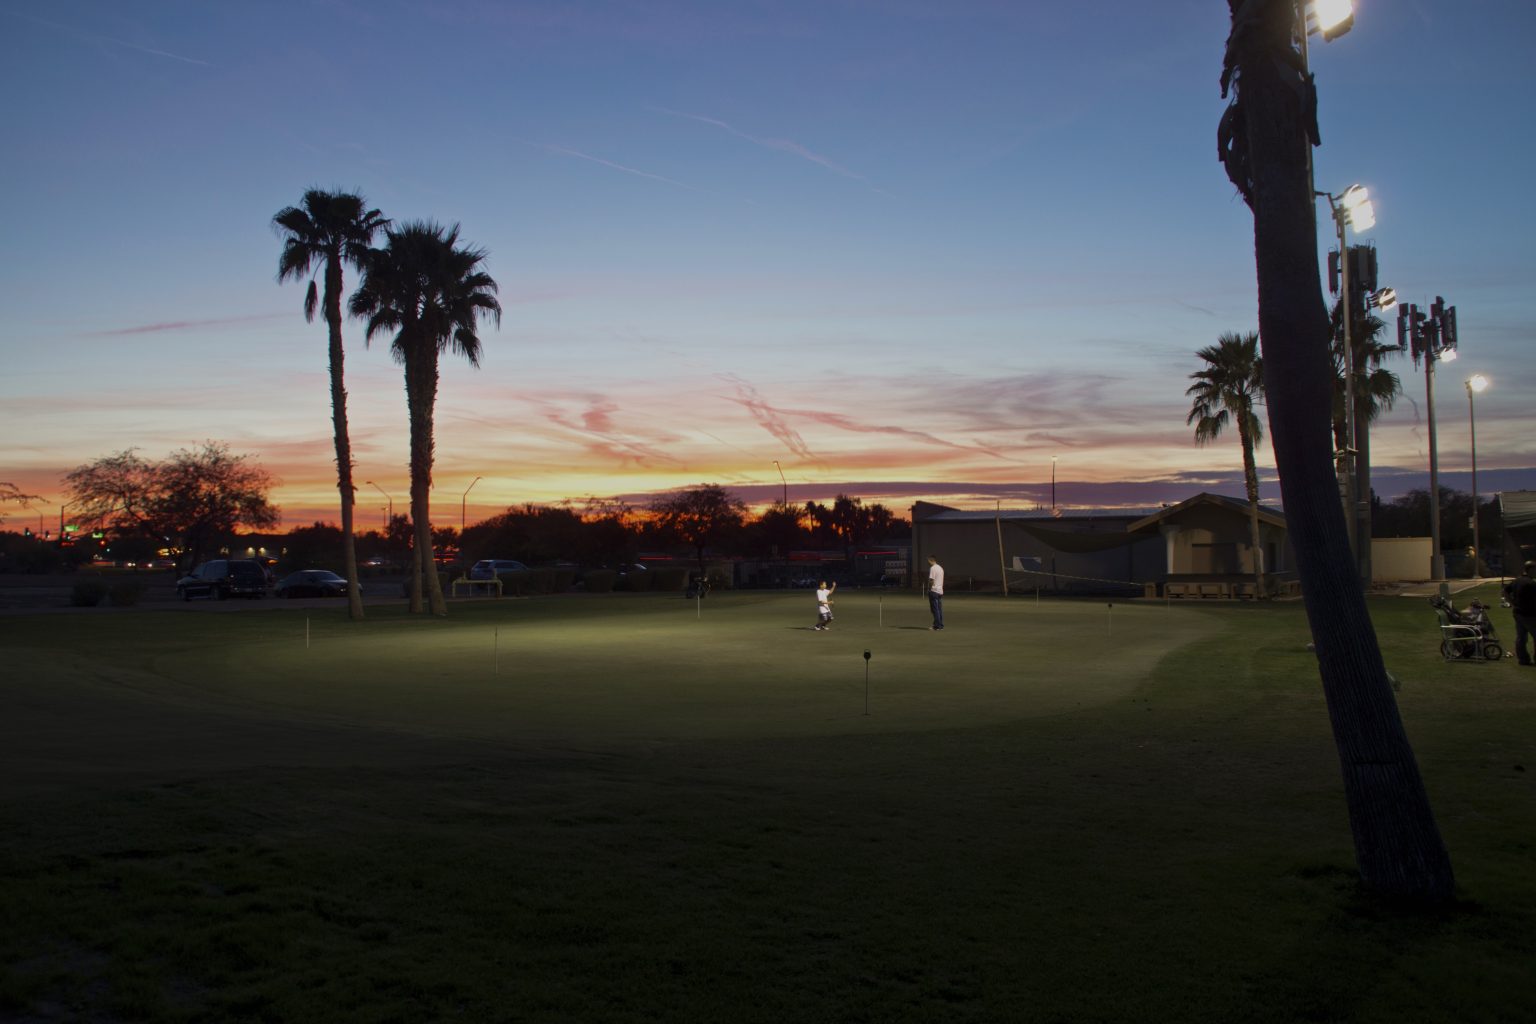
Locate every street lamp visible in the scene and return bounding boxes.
[1050,456,1057,512]
[1466,375,1488,577]
[773,460,787,508]
[365,481,393,527]
[461,476,483,535]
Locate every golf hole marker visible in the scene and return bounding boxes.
[863,649,872,716]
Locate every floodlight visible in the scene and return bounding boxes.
[1368,287,1397,312]
[1310,0,1354,41]
[1467,374,1489,394]
[1347,199,1375,232]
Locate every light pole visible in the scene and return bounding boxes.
[1466,375,1488,577]
[366,481,393,527]
[1399,299,1459,581]
[773,460,787,509]
[1050,456,1057,512]
[1321,183,1375,584]
[461,476,483,535]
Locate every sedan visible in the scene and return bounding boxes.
[275,570,355,598]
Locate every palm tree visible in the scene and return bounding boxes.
[1186,331,1266,596]
[274,189,389,621]
[1218,0,1452,900]
[350,221,500,615]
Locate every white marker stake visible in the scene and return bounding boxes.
[306,616,310,650]
[494,628,499,675]
[879,595,883,628]
[1107,603,1113,638]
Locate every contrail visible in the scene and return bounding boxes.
[6,10,211,66]
[649,105,865,181]
[536,142,698,191]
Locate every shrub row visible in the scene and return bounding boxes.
[69,580,146,607]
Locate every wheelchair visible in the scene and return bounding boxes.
[1429,595,1503,662]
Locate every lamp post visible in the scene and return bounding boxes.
[1321,183,1375,584]
[773,460,787,509]
[461,476,483,535]
[1466,375,1488,577]
[1050,456,1057,512]
[366,481,393,527]
[1399,300,1458,581]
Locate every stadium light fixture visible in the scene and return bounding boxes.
[1338,184,1375,231]
[1307,0,1354,41]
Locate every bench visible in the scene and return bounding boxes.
[451,577,502,598]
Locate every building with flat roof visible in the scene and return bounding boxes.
[911,492,1293,598]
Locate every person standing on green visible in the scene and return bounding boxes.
[1505,561,1536,666]
[927,555,945,631]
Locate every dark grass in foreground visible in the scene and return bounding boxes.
[1,589,1532,1022]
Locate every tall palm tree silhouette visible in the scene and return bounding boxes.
[351,222,500,615]
[1218,0,1452,899]
[1187,331,1266,596]
[273,189,389,621]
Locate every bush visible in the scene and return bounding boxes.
[582,569,617,593]
[70,579,107,607]
[651,567,690,592]
[618,569,654,592]
[108,581,146,607]
[494,569,530,596]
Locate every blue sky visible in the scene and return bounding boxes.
[2,0,1533,529]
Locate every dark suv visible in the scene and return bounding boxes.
[176,559,270,601]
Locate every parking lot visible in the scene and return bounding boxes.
[0,572,414,613]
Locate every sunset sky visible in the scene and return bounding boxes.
[3,1,1533,532]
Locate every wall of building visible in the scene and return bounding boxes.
[1371,537,1432,583]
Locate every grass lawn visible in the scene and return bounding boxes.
[1,587,1533,1022]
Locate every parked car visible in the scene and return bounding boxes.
[275,569,354,598]
[175,559,270,601]
[468,559,528,580]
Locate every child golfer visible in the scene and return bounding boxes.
[812,580,836,630]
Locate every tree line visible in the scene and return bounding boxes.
[5,459,909,577]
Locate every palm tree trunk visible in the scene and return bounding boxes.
[1235,1,1453,901]
[406,353,448,617]
[425,356,448,617]
[325,261,365,621]
[1239,422,1265,597]
[405,352,429,615]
